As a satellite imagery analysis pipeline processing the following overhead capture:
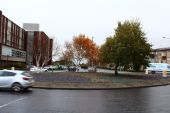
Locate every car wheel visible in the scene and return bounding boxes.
[23,88,29,91]
[11,83,22,92]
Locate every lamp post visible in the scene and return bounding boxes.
[163,37,170,39]
[162,37,170,63]
[91,37,94,67]
[6,55,9,66]
[92,37,94,42]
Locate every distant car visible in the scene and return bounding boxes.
[146,63,170,74]
[0,70,34,92]
[44,66,58,71]
[88,67,96,72]
[68,66,77,71]
[59,65,67,70]
[30,67,48,72]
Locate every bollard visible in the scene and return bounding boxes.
[145,69,148,75]
[11,67,15,70]
[162,70,167,77]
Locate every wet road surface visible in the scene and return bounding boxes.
[1,86,170,113]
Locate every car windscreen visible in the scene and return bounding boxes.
[149,64,156,68]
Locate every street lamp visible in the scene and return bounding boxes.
[163,37,170,39]
[92,37,94,42]
[6,55,9,66]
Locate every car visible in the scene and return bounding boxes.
[59,65,67,70]
[68,66,77,71]
[146,63,170,74]
[88,67,96,72]
[30,66,48,72]
[0,70,35,92]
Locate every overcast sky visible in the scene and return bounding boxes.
[0,0,170,48]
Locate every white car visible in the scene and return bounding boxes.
[146,63,170,74]
[0,70,34,92]
[30,67,48,72]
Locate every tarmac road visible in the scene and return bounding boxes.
[1,86,170,113]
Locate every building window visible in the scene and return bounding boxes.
[12,50,26,58]
[3,17,6,44]
[0,16,3,43]
[7,20,12,46]
[19,28,22,49]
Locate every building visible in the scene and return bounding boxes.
[23,23,39,31]
[0,11,53,69]
[23,23,53,67]
[26,31,53,67]
[151,47,170,64]
[0,10,26,68]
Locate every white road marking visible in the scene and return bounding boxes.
[0,97,25,109]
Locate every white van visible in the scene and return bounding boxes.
[147,63,170,74]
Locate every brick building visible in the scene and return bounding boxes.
[28,31,53,67]
[0,11,53,68]
[0,11,26,68]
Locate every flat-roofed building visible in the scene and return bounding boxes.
[23,23,39,31]
[151,47,170,64]
[25,31,53,67]
[23,23,53,67]
[0,10,26,68]
[0,11,53,69]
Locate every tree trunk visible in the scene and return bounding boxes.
[115,63,119,75]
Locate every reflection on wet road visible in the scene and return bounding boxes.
[1,86,170,113]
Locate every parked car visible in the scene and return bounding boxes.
[30,66,48,72]
[88,67,96,72]
[68,66,77,71]
[0,70,34,92]
[44,66,59,71]
[146,63,170,74]
[59,65,67,70]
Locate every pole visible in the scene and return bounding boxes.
[7,55,9,66]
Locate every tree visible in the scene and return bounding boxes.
[62,41,74,65]
[33,36,42,67]
[34,36,61,67]
[73,34,100,66]
[41,37,61,67]
[101,20,152,75]
[72,34,88,65]
[100,37,115,63]
[34,49,41,67]
[86,40,100,66]
[63,34,100,67]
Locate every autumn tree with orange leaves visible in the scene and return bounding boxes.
[63,34,100,66]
